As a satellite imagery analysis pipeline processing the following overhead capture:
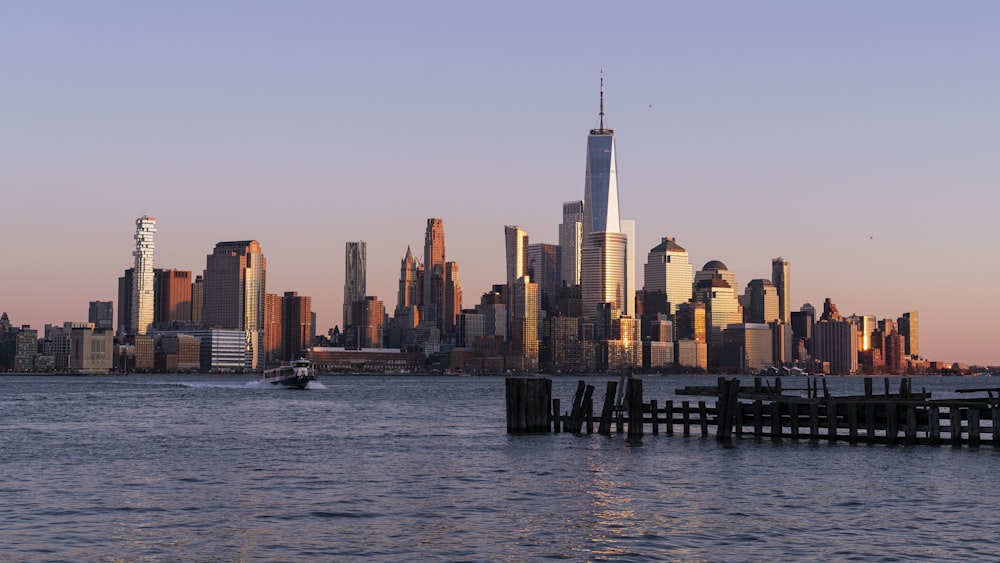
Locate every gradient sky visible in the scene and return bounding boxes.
[2,2,998,365]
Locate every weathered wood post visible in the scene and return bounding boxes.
[950,407,963,446]
[665,400,674,436]
[864,377,873,398]
[626,377,643,442]
[929,406,941,446]
[505,377,552,433]
[598,380,617,435]
[567,380,586,433]
[650,399,659,435]
[969,408,981,448]
[552,398,561,432]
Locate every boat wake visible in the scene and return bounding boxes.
[304,380,326,390]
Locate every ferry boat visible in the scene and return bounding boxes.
[262,358,316,389]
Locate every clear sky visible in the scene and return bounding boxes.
[2,2,998,365]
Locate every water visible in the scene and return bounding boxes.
[2,374,999,562]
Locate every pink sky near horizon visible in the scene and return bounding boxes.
[1,2,998,365]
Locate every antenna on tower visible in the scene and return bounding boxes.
[599,68,605,131]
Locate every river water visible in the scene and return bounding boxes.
[1,374,998,562]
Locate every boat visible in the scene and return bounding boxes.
[262,358,316,389]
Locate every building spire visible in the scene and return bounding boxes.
[599,68,605,131]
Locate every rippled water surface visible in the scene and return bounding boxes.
[2,374,999,562]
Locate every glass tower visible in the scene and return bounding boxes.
[343,241,367,331]
[582,74,620,246]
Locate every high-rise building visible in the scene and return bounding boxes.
[694,260,740,297]
[559,201,584,286]
[202,240,266,369]
[343,241,367,334]
[527,243,559,313]
[88,301,114,331]
[813,317,859,375]
[510,276,539,369]
[771,257,791,324]
[131,215,156,335]
[422,219,446,329]
[676,302,706,343]
[397,246,419,309]
[117,268,134,336]
[191,275,204,324]
[264,293,283,364]
[504,226,529,290]
[745,279,779,324]
[583,72,620,245]
[899,311,919,357]
[580,232,628,321]
[443,261,462,334]
[643,237,694,315]
[620,219,636,317]
[155,269,192,328]
[282,291,312,359]
[849,314,877,352]
[693,276,742,368]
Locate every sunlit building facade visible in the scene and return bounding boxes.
[581,232,628,321]
[131,215,156,335]
[643,237,693,315]
[343,241,367,337]
[559,201,584,286]
[202,240,266,369]
[745,279,779,324]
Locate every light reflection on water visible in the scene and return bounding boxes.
[1,374,999,561]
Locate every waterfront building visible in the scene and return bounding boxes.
[157,333,201,371]
[676,339,708,370]
[527,243,559,313]
[201,240,266,370]
[69,326,114,373]
[812,300,858,375]
[282,291,313,359]
[643,237,693,316]
[131,215,157,336]
[771,257,791,324]
[721,323,773,373]
[118,270,134,336]
[745,279,779,324]
[88,301,114,331]
[559,201,584,286]
[350,296,384,349]
[770,321,793,365]
[456,310,485,348]
[343,242,367,343]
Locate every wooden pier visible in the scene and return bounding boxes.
[505,376,1000,447]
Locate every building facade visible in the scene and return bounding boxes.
[131,215,156,335]
[201,240,266,369]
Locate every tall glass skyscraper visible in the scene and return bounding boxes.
[202,240,266,369]
[343,241,367,332]
[582,75,620,245]
[558,201,583,286]
[131,215,156,336]
[771,257,791,324]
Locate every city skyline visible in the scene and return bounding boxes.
[2,2,999,365]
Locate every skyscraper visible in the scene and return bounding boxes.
[527,243,558,313]
[559,201,584,286]
[88,301,114,331]
[744,279,779,324]
[131,215,156,335]
[397,246,419,309]
[343,241,367,335]
[643,237,694,315]
[202,240,266,369]
[510,275,539,369]
[579,73,633,319]
[581,232,628,320]
[771,257,791,324]
[583,72,620,245]
[899,311,919,357]
[422,218,446,328]
[443,261,462,334]
[155,269,192,328]
[504,225,529,290]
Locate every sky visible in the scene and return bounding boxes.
[2,1,998,365]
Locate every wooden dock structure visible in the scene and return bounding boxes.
[505,376,1000,447]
